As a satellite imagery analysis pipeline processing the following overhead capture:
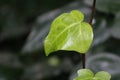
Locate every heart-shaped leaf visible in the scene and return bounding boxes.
[74,69,94,80]
[44,10,93,56]
[74,69,111,80]
[94,71,111,80]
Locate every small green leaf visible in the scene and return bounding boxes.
[94,71,111,80]
[44,10,93,56]
[76,69,94,80]
[73,69,111,80]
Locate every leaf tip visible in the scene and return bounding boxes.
[70,10,84,22]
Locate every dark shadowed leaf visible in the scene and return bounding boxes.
[92,19,111,46]
[0,52,23,80]
[0,7,28,41]
[111,12,120,39]
[0,66,22,80]
[21,56,73,80]
[84,0,120,14]
[86,53,120,80]
[21,9,62,53]
[21,25,50,53]
[0,52,22,68]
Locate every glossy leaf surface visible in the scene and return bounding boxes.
[44,10,93,56]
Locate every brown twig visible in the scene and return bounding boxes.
[89,0,96,25]
[81,54,85,68]
[81,0,96,69]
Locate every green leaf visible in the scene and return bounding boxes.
[22,1,91,54]
[73,69,111,80]
[74,69,94,80]
[0,9,28,41]
[44,10,93,56]
[94,71,111,80]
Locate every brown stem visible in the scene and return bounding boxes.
[89,0,96,25]
[81,0,96,69]
[81,54,85,68]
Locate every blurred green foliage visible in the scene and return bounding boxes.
[0,0,120,80]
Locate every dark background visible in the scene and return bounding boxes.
[0,0,120,80]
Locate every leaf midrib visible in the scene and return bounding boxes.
[49,22,81,51]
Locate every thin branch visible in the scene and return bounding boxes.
[81,0,96,69]
[89,0,96,25]
[81,54,85,68]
